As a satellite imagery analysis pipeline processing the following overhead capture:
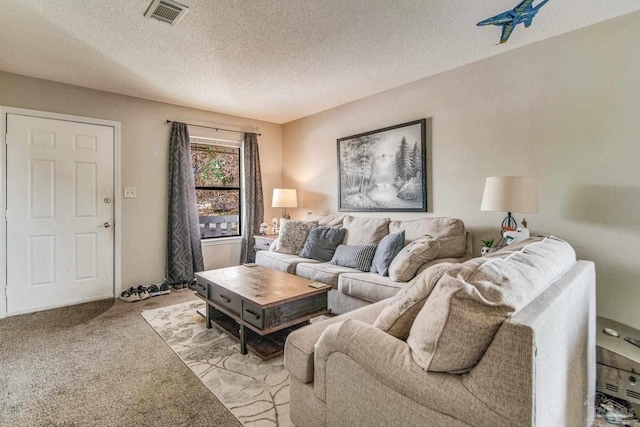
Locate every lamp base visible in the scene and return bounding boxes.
[501,212,517,233]
[282,208,290,220]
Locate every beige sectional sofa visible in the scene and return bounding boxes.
[255,214,472,314]
[284,237,596,426]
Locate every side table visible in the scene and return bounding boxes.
[254,234,277,251]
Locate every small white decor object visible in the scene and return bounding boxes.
[481,246,495,256]
[271,217,279,234]
[504,227,530,245]
[259,223,267,235]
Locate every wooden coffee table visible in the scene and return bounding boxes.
[194,265,330,358]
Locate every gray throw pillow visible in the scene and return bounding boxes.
[330,244,378,272]
[299,226,347,262]
[370,231,405,276]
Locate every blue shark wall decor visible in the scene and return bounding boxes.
[477,0,550,44]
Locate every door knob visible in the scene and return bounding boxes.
[102,222,112,228]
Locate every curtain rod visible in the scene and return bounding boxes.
[166,120,261,136]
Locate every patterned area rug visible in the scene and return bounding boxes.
[141,301,293,427]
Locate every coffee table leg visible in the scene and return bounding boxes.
[206,303,213,329]
[239,323,247,355]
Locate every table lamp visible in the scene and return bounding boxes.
[480,176,538,231]
[272,188,297,219]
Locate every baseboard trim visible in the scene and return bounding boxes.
[7,294,115,317]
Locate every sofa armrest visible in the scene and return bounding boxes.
[313,319,505,425]
[285,300,388,383]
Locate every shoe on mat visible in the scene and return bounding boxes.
[171,281,189,292]
[147,284,170,297]
[136,285,150,300]
[147,284,161,297]
[119,287,140,302]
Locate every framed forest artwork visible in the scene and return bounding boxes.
[337,119,427,212]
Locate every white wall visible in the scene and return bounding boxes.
[0,72,283,289]
[282,12,640,329]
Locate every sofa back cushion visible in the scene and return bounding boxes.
[388,236,440,282]
[343,216,390,245]
[388,217,466,258]
[407,236,576,373]
[303,213,347,228]
[299,226,347,262]
[373,262,453,339]
[275,219,317,255]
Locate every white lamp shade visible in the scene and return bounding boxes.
[480,177,538,214]
[272,188,298,208]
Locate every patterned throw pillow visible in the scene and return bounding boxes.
[275,219,317,255]
[388,236,440,282]
[330,244,378,272]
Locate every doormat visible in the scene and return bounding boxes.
[141,301,293,427]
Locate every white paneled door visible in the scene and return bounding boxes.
[6,114,115,315]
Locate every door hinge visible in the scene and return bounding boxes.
[4,134,7,145]
[4,210,7,221]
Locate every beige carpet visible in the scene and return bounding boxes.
[141,301,292,427]
[0,292,241,427]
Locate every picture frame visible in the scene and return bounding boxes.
[337,119,427,212]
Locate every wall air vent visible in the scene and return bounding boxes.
[627,389,640,401]
[145,0,189,26]
[605,383,620,393]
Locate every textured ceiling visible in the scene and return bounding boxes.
[1,0,639,124]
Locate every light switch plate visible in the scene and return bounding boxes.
[124,187,137,199]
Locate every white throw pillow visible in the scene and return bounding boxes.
[388,236,440,282]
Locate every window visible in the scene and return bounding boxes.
[191,141,241,239]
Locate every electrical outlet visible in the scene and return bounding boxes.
[123,187,137,199]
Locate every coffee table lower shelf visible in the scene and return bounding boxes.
[195,293,329,360]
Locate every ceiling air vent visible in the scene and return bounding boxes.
[145,0,189,26]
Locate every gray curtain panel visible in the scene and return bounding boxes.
[166,122,204,287]
[240,132,264,263]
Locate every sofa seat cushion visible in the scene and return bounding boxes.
[284,299,388,384]
[389,217,466,258]
[255,250,321,274]
[338,273,406,303]
[407,236,576,373]
[295,262,360,289]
